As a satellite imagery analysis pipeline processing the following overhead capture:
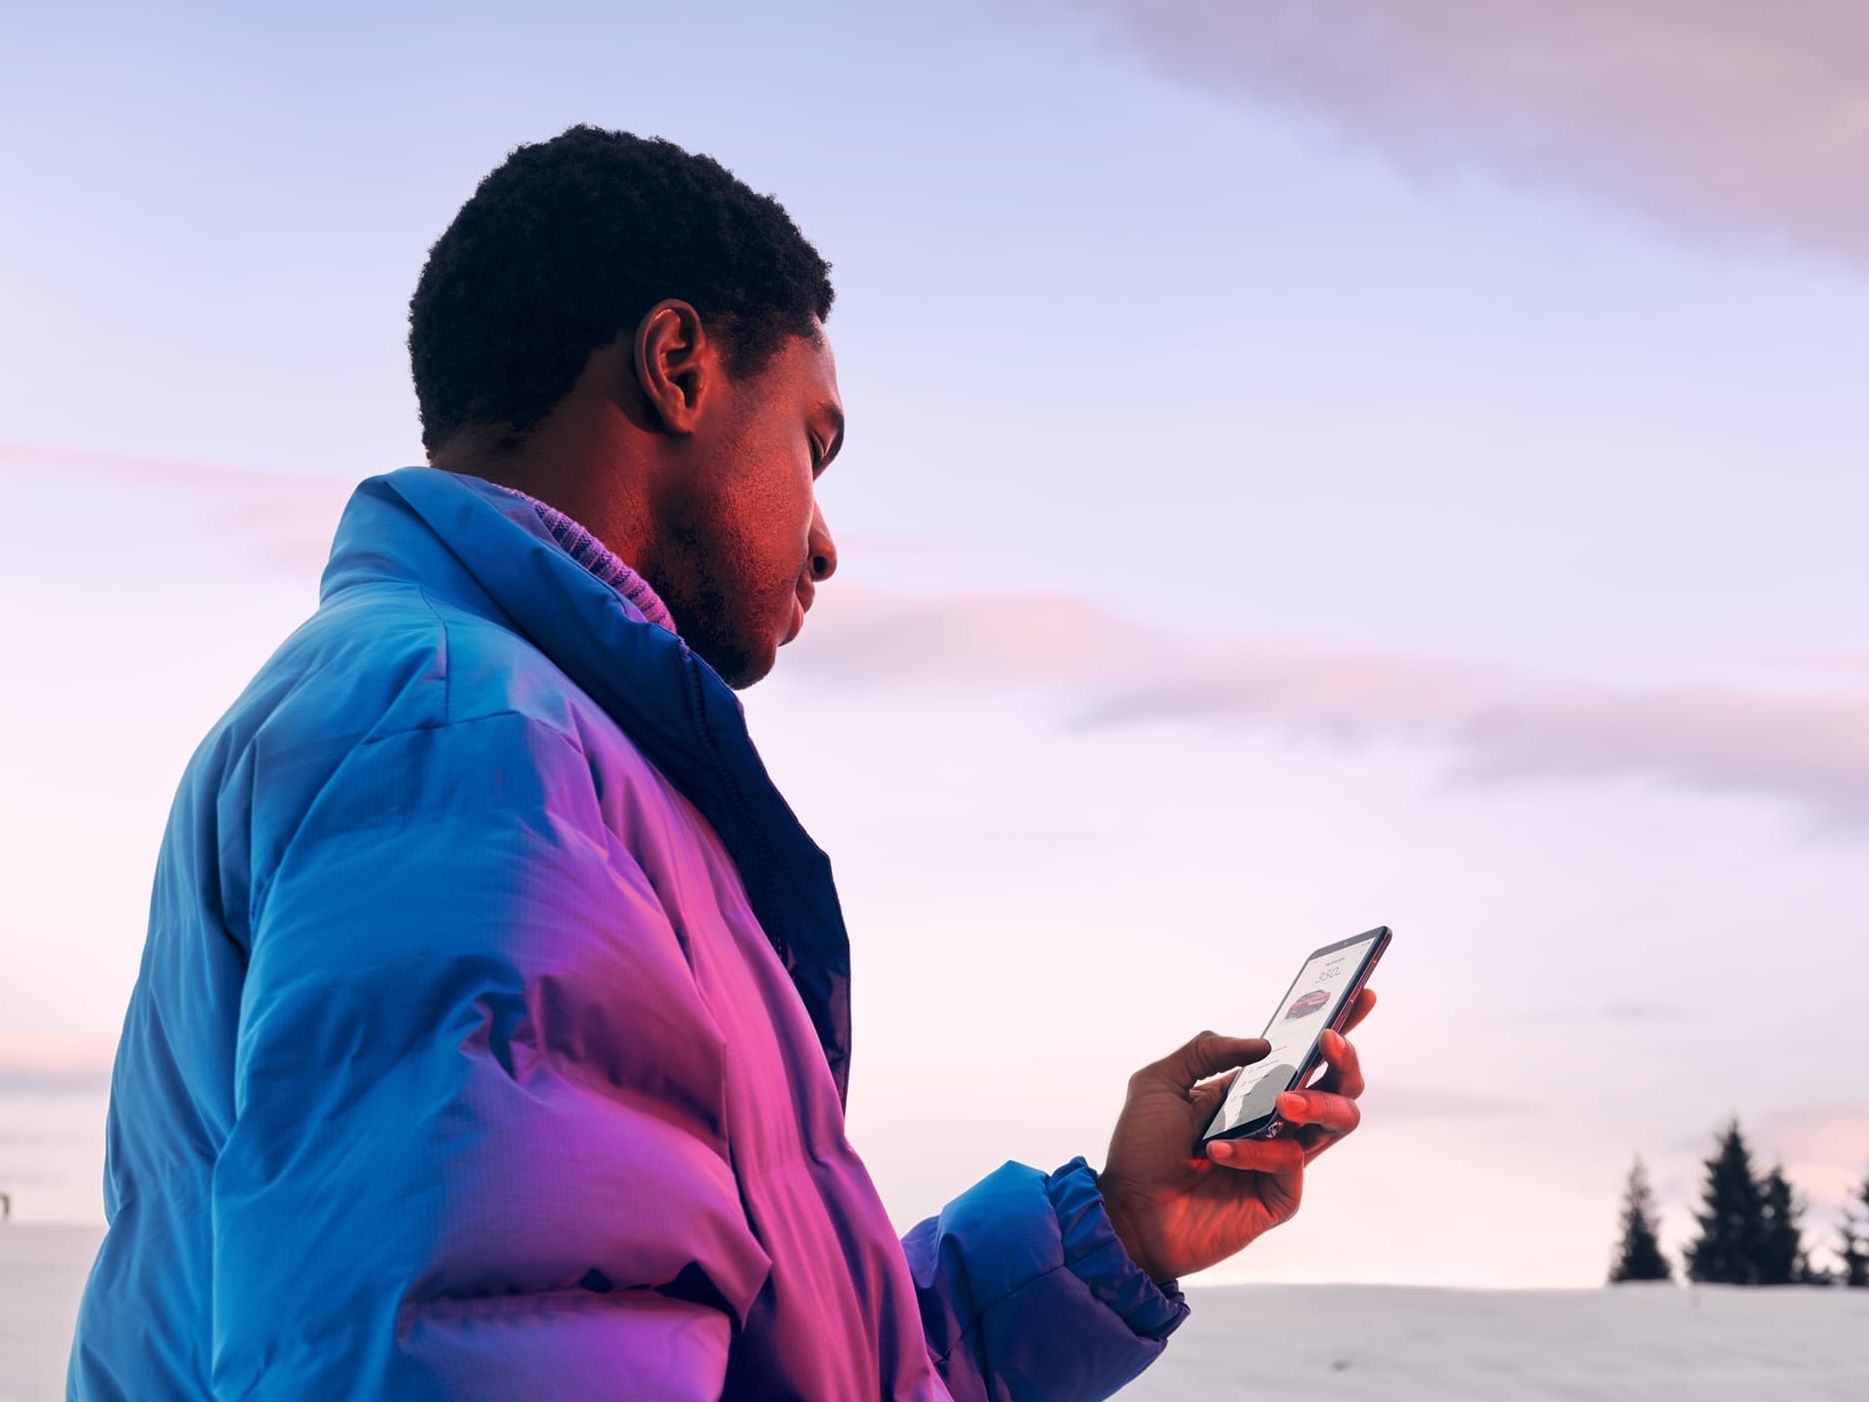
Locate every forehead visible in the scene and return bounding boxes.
[725,317,841,428]
[788,319,839,404]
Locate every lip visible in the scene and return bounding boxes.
[782,579,815,646]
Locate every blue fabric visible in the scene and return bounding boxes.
[66,465,1186,1398]
[906,1159,1189,1402]
[483,476,682,637]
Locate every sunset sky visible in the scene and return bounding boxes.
[2,1,1865,1287]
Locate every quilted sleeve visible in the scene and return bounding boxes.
[211,712,771,1400]
[902,1156,1190,1402]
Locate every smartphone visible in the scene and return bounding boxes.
[1198,926,1391,1149]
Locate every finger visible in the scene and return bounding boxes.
[1204,1132,1306,1177]
[1310,1028,1366,1100]
[1276,1088,1361,1137]
[1144,1031,1271,1090]
[1188,1068,1240,1121]
[1339,987,1377,1036]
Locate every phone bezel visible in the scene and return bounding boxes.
[1197,925,1391,1147]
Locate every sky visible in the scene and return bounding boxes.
[1,1,1865,1287]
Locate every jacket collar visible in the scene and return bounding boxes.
[320,465,854,1103]
[476,475,683,637]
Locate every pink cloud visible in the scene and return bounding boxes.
[0,1034,116,1094]
[17,443,1862,830]
[1528,1002,1683,1024]
[0,441,351,575]
[0,442,942,576]
[1362,1085,1537,1119]
[0,442,329,495]
[1040,0,1869,266]
[789,587,1869,830]
[1752,1103,1869,1201]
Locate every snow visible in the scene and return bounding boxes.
[1123,1281,1869,1400]
[5,1226,1867,1400]
[2,1226,100,1401]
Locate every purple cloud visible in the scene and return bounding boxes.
[1364,1085,1537,1119]
[1527,1002,1684,1025]
[789,587,1869,831]
[1038,0,1869,266]
[0,1036,116,1096]
[0,442,948,575]
[18,444,1861,831]
[1665,1104,1869,1213]
[0,441,350,574]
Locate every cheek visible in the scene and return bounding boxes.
[694,424,810,577]
[715,464,810,597]
[754,457,815,571]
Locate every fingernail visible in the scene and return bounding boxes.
[1208,1140,1233,1161]
[1278,1092,1305,1116]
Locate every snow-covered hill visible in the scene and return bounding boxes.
[6,1226,1866,1400]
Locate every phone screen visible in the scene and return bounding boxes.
[1202,929,1383,1141]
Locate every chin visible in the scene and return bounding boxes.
[691,632,778,692]
[726,655,778,691]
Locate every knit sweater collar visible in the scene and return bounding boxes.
[480,478,680,637]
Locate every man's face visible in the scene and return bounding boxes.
[652,318,843,690]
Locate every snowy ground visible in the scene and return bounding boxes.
[1121,1280,1869,1400]
[6,1226,1867,1400]
[4,1227,100,1401]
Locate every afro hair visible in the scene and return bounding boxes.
[408,124,835,454]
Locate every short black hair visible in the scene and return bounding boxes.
[408,124,835,454]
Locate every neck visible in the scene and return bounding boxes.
[476,474,681,636]
[430,415,663,586]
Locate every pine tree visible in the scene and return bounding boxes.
[1841,1170,1869,1289]
[1609,1155,1673,1282]
[1684,1119,1766,1285]
[1757,1162,1810,1284]
[1837,1215,1868,1287]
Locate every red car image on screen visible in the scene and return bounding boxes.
[1284,989,1330,1020]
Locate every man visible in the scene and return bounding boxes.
[68,124,1376,1400]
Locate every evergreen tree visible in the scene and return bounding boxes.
[1609,1155,1673,1282]
[1757,1162,1810,1284]
[1841,1170,1869,1289]
[1837,1216,1867,1287]
[1684,1119,1766,1285]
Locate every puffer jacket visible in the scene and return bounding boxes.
[66,465,1188,1400]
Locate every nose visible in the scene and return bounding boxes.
[807,500,837,585]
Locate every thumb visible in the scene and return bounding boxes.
[1189,1067,1240,1120]
[1147,1030,1270,1090]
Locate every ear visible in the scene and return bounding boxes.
[632,298,714,437]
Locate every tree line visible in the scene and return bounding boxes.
[1610,1117,1869,1285]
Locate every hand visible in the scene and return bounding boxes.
[1095,987,1375,1283]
